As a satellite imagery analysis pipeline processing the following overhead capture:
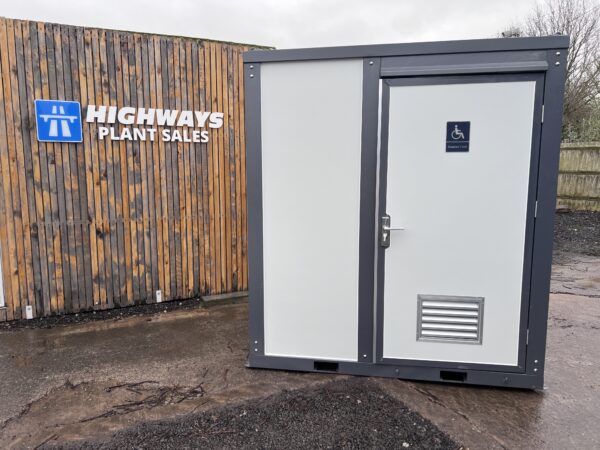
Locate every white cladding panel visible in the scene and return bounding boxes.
[383,81,536,366]
[0,244,4,308]
[260,60,363,361]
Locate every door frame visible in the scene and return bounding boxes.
[374,73,546,373]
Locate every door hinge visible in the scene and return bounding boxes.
[541,105,544,123]
[526,329,530,345]
[534,200,538,218]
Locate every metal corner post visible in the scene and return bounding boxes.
[525,47,569,385]
[244,62,265,361]
[357,57,381,363]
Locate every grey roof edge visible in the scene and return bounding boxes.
[243,35,570,63]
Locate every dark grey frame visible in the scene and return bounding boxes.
[244,36,569,389]
[245,62,265,357]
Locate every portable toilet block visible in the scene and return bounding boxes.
[244,36,569,389]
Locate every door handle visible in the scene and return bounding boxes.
[380,214,405,248]
[382,224,405,232]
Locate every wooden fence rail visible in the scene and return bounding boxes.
[0,17,253,321]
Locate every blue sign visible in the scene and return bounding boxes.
[34,99,83,143]
[446,121,470,152]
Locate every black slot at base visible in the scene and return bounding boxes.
[314,361,339,372]
[440,370,467,382]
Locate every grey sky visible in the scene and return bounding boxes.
[1,0,538,48]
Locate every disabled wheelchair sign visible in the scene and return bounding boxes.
[446,121,470,152]
[34,99,83,143]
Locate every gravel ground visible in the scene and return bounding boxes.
[553,210,600,258]
[48,379,460,450]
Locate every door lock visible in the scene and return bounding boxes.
[380,214,405,248]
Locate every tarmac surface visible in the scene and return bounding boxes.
[0,211,599,449]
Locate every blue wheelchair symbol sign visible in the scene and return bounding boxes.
[34,100,83,143]
[446,121,470,152]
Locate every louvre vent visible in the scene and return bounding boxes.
[417,295,484,344]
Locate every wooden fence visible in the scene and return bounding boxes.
[557,142,600,212]
[0,17,255,321]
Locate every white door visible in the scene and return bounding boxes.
[379,75,542,368]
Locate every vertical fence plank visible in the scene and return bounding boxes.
[164,38,176,298]
[225,46,236,291]
[56,24,79,313]
[99,29,117,309]
[182,40,194,297]
[0,18,17,321]
[127,33,142,303]
[173,39,186,298]
[204,42,216,294]
[188,40,200,296]
[67,26,89,311]
[156,36,171,300]
[215,43,226,293]
[37,22,60,313]
[221,44,233,294]
[209,42,221,293]
[81,28,100,308]
[233,48,242,291]
[171,38,184,298]
[15,21,41,316]
[198,43,211,294]
[122,32,139,304]
[50,23,71,314]
[4,20,25,319]
[112,31,133,305]
[140,34,157,300]
[238,47,248,291]
[89,29,108,308]
[132,33,150,303]
[104,30,120,305]
[151,35,168,299]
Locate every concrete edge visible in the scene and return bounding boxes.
[201,291,249,302]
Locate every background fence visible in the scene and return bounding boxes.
[0,17,254,321]
[557,142,600,212]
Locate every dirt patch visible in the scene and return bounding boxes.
[79,381,207,423]
[48,379,459,450]
[554,210,600,259]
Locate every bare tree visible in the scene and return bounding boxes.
[502,0,600,137]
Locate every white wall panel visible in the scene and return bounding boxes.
[0,244,4,308]
[261,59,363,361]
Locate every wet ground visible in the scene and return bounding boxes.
[52,379,458,450]
[0,211,599,449]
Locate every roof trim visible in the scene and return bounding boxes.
[243,36,570,63]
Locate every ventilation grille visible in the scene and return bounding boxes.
[417,295,484,344]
